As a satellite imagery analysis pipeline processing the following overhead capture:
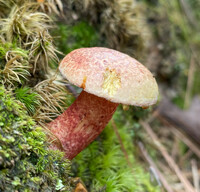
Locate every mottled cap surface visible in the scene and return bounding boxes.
[59,47,159,107]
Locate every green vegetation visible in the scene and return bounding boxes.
[2,0,193,191]
[0,2,74,191]
[53,21,99,55]
[0,86,72,192]
[73,108,159,192]
[15,87,41,115]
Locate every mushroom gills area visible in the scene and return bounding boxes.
[48,91,118,159]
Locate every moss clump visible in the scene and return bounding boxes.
[0,86,72,192]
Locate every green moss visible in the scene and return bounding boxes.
[15,87,41,115]
[53,21,99,55]
[72,108,160,192]
[0,86,72,192]
[0,41,28,59]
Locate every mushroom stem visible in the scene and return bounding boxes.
[48,91,118,159]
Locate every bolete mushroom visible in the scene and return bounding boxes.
[48,47,158,159]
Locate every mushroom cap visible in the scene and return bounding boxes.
[59,47,159,107]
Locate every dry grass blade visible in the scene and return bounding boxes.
[140,121,196,192]
[0,4,52,42]
[28,30,62,74]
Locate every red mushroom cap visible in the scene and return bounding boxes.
[59,47,158,107]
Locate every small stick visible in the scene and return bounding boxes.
[140,121,196,192]
[138,142,174,192]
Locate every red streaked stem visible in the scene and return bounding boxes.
[48,91,118,160]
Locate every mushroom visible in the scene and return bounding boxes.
[48,47,158,159]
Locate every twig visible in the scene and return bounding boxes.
[140,121,195,192]
[191,159,200,192]
[138,142,174,192]
[111,119,132,169]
